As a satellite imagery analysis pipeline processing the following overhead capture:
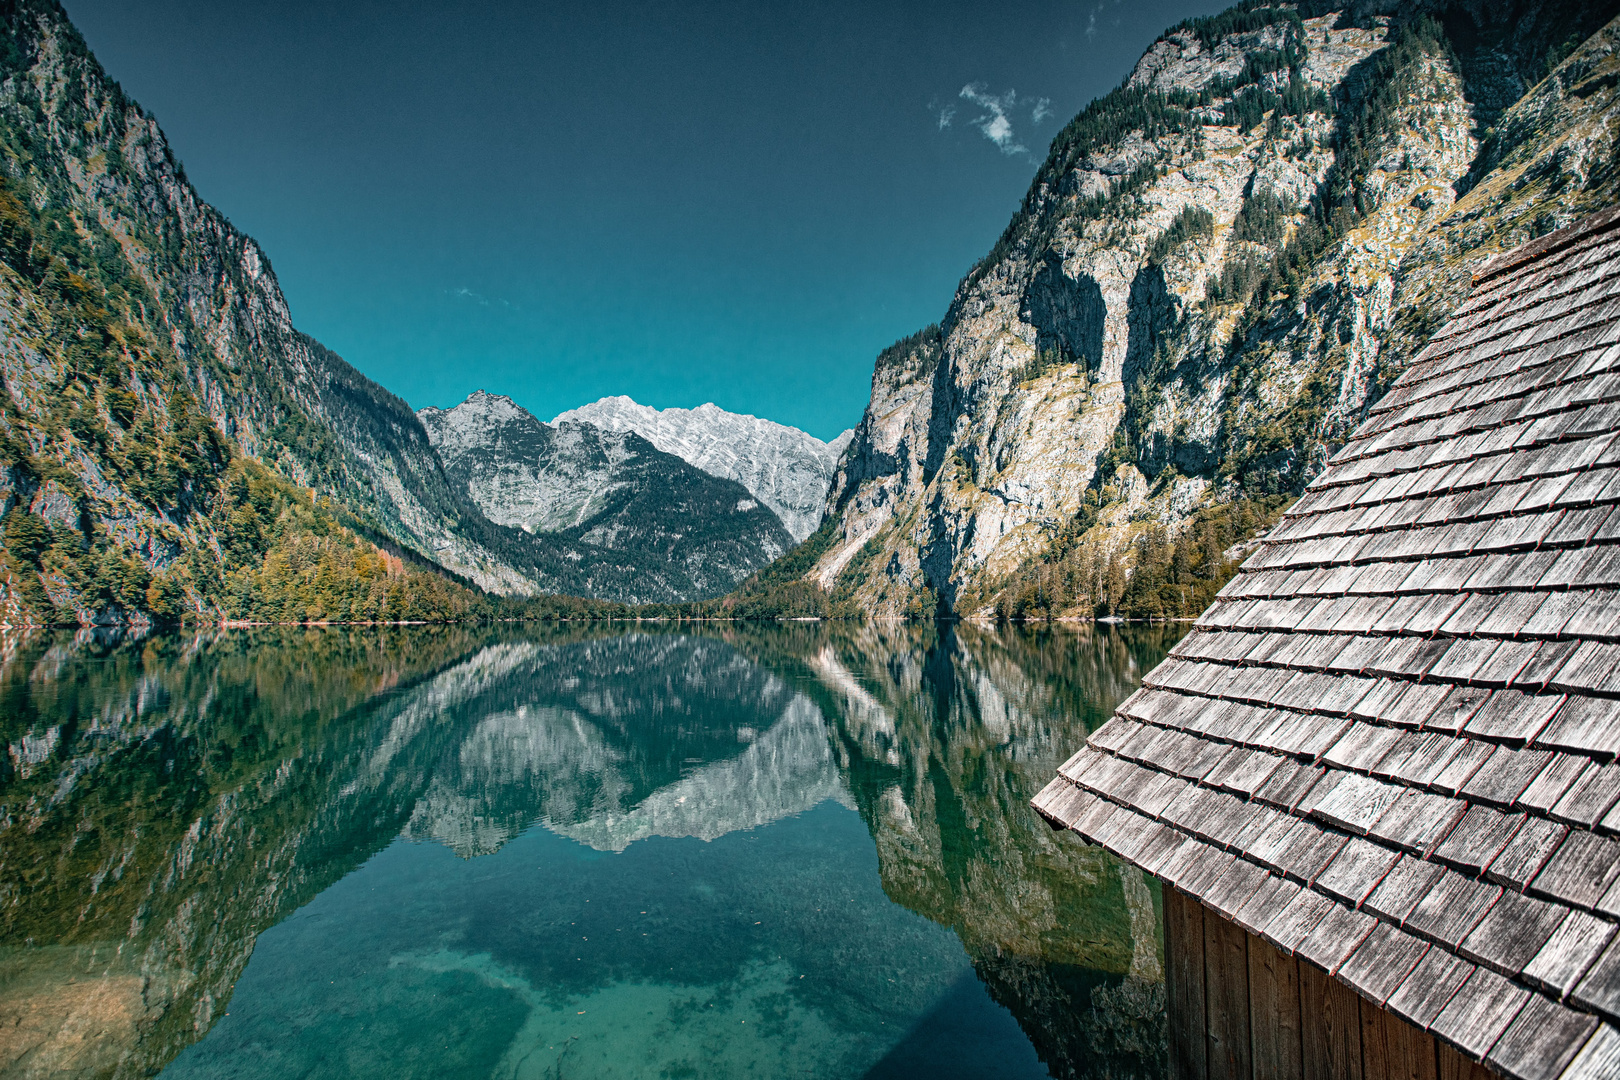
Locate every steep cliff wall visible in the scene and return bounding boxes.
[0,0,803,614]
[0,0,565,597]
[819,0,1620,617]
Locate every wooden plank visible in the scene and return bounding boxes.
[1385,948,1476,1032]
[1130,771,1186,819]
[1378,683,1451,730]
[1297,716,1358,760]
[1405,870,1503,949]
[1459,748,1555,807]
[1207,859,1271,922]
[1275,821,1352,887]
[1248,931,1303,1080]
[1338,920,1431,1006]
[1571,934,1620,1020]
[1462,690,1563,744]
[1223,751,1289,800]
[1262,889,1336,955]
[1167,886,1209,1080]
[1206,910,1253,1080]
[1547,1023,1620,1080]
[1250,815,1309,874]
[1528,830,1620,907]
[1135,823,1186,877]
[1522,910,1615,997]
[1550,762,1620,827]
[1351,679,1410,721]
[1429,967,1530,1059]
[1475,640,1545,689]
[1376,732,1462,785]
[1429,741,1496,796]
[1316,837,1402,908]
[1361,997,1438,1080]
[1160,837,1207,887]
[1235,877,1299,938]
[1435,1039,1495,1080]
[1301,958,1364,1080]
[1535,696,1620,756]
[1484,816,1568,889]
[1364,855,1448,925]
[1485,993,1599,1080]
[1456,887,1567,978]
[1310,772,1408,836]
[1366,789,1466,856]
[1108,806,1166,863]
[1422,686,1494,737]
[1257,764,1329,812]
[1432,806,1526,876]
[1196,792,1255,848]
[1231,806,1289,854]
[1087,716,1143,751]
[1184,849,1241,901]
[1322,724,1405,774]
[1296,902,1377,976]
[1515,754,1590,815]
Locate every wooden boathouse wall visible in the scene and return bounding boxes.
[1164,889,1497,1080]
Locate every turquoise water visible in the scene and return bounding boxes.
[0,623,1182,1079]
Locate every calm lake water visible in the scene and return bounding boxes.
[0,622,1183,1080]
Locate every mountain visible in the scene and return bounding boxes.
[0,0,794,620]
[419,391,793,599]
[554,395,854,541]
[0,0,586,603]
[810,0,1620,618]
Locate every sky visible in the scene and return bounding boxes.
[64,0,1223,441]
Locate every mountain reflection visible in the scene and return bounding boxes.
[0,621,1181,1080]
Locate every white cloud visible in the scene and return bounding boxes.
[1032,97,1053,124]
[959,83,1027,156]
[929,97,957,130]
[450,287,511,309]
[1085,1,1104,40]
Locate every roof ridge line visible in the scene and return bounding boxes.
[1474,206,1620,286]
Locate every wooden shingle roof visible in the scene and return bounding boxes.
[1035,208,1620,1080]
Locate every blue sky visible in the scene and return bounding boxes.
[66,0,1222,440]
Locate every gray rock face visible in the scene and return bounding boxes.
[421,391,794,601]
[0,1,599,600]
[816,5,1620,616]
[554,396,853,541]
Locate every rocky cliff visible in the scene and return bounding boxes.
[420,391,793,601]
[816,0,1620,617]
[555,395,853,541]
[0,0,812,615]
[0,0,584,601]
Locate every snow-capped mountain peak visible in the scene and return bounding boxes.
[552,396,853,541]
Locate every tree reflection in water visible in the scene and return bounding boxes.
[721,621,1184,1080]
[0,620,1182,1080]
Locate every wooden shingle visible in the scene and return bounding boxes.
[1488,996,1600,1080]
[1038,212,1620,1080]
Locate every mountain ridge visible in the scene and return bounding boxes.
[0,0,821,618]
[808,0,1620,618]
[420,390,794,601]
[555,394,853,542]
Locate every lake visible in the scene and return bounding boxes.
[0,621,1183,1080]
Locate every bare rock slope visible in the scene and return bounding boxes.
[420,392,793,601]
[816,0,1620,616]
[555,395,853,542]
